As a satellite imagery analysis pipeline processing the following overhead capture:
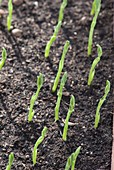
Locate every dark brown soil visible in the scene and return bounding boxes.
[0,0,113,170]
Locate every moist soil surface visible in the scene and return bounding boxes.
[0,0,113,170]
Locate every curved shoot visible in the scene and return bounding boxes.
[55,72,67,121]
[45,21,62,58]
[32,126,48,165]
[94,80,110,129]
[65,146,81,170]
[88,44,102,86]
[28,73,43,122]
[88,0,101,56]
[0,48,7,70]
[6,152,14,170]
[52,40,70,92]
[62,95,75,141]
[7,0,13,31]
[58,0,68,22]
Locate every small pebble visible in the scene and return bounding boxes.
[74,32,77,35]
[33,1,38,8]
[13,0,24,6]
[63,91,70,96]
[12,28,22,37]
[0,9,6,17]
[80,16,87,25]
[9,68,14,73]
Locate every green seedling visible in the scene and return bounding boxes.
[52,40,70,92]
[94,80,110,129]
[88,44,102,86]
[0,48,7,70]
[45,0,68,58]
[6,152,14,170]
[0,0,2,5]
[88,0,101,56]
[45,21,62,58]
[91,0,96,15]
[28,73,43,122]
[58,0,68,22]
[32,126,48,165]
[7,0,13,31]
[55,72,67,121]
[91,0,101,15]
[65,146,81,170]
[62,95,75,141]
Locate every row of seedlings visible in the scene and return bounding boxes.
[0,0,111,169]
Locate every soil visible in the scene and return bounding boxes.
[0,0,113,170]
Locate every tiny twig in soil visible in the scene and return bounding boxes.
[94,80,110,129]
[65,146,81,170]
[32,126,48,165]
[62,118,78,126]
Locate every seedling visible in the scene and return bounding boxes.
[94,80,110,129]
[65,146,81,170]
[45,21,62,58]
[55,72,67,121]
[90,0,96,15]
[7,0,13,31]
[88,0,101,56]
[58,0,68,22]
[45,0,68,58]
[0,0,2,5]
[6,152,14,170]
[52,40,70,92]
[0,48,7,70]
[62,95,75,141]
[88,44,102,85]
[32,126,48,165]
[28,73,43,122]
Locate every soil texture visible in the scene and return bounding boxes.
[0,0,113,170]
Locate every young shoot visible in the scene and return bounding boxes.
[52,40,70,92]
[88,44,102,86]
[90,0,96,15]
[88,0,101,56]
[32,126,48,165]
[94,80,110,129]
[45,21,62,58]
[7,0,13,31]
[28,73,43,122]
[65,146,81,170]
[0,0,2,5]
[0,48,7,70]
[62,95,75,141]
[6,152,14,170]
[58,0,68,22]
[55,72,67,121]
